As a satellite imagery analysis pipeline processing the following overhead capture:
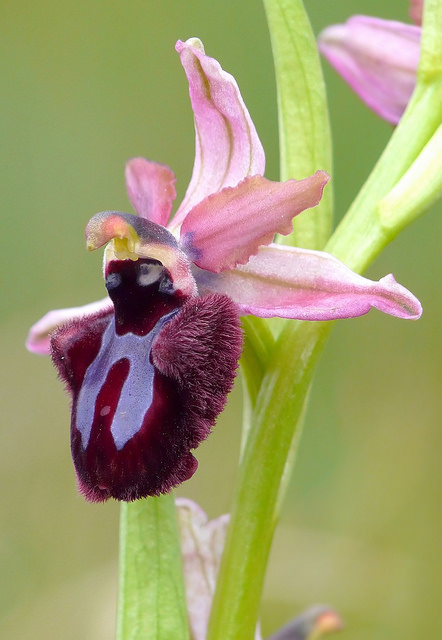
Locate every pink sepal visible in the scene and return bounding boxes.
[180,171,329,273]
[172,38,265,230]
[125,158,176,226]
[194,244,422,320]
[26,298,112,355]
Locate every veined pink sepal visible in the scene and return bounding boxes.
[194,244,422,320]
[172,38,265,230]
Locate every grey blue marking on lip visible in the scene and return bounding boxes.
[76,310,178,451]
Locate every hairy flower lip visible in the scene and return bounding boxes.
[52,286,243,502]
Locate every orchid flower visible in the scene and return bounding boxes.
[26,38,421,503]
[177,498,342,640]
[318,5,422,125]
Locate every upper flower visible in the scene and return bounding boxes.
[318,9,421,124]
[26,38,421,502]
[28,37,421,357]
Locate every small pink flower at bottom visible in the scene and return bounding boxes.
[27,39,421,503]
[177,498,343,640]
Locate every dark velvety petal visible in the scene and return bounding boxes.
[152,293,243,423]
[51,264,242,502]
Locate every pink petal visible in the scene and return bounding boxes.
[125,158,176,226]
[26,298,112,355]
[318,16,420,124]
[180,171,329,273]
[194,244,422,320]
[172,38,265,230]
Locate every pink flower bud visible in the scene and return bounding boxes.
[319,16,421,124]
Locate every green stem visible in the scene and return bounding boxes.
[239,316,275,457]
[240,316,275,408]
[419,0,442,81]
[207,321,331,640]
[116,495,189,640]
[208,1,335,637]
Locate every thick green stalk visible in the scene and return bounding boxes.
[239,316,275,457]
[208,2,334,638]
[419,0,442,81]
[116,495,189,640]
[207,321,331,640]
[240,316,275,408]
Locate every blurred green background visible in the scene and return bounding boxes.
[1,1,440,638]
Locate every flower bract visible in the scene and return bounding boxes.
[177,498,343,640]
